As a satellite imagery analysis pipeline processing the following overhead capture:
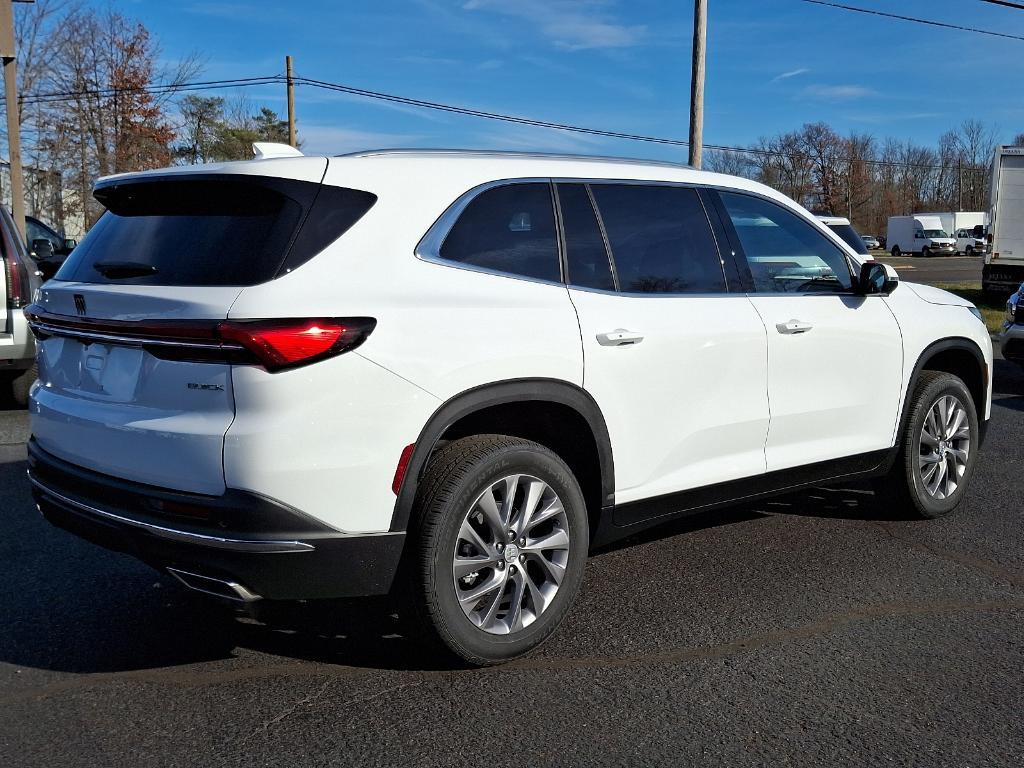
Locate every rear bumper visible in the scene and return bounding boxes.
[28,440,405,600]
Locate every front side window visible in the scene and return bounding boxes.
[440,183,560,282]
[589,184,726,294]
[719,192,854,293]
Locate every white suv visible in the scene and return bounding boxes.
[26,148,993,665]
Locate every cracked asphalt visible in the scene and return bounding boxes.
[1,358,1022,767]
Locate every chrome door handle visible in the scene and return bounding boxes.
[596,329,644,346]
[776,319,813,335]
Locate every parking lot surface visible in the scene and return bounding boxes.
[871,253,982,285]
[2,364,1022,767]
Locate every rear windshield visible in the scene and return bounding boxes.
[826,223,869,255]
[56,176,376,286]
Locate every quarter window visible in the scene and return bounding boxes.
[719,192,854,293]
[589,184,726,294]
[440,183,560,282]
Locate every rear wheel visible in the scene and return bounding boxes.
[408,435,588,665]
[875,371,979,519]
[7,362,37,408]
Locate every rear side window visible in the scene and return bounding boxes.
[719,192,853,293]
[440,183,560,282]
[589,184,726,294]
[56,177,376,286]
[557,183,614,291]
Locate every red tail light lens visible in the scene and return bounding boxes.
[3,247,31,309]
[217,318,376,372]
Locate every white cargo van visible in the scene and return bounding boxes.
[984,146,1024,295]
[887,215,957,257]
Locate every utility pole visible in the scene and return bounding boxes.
[0,0,32,242]
[286,55,296,148]
[688,0,707,169]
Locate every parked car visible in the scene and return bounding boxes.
[887,215,958,257]
[27,215,77,280]
[954,226,987,257]
[862,234,880,250]
[815,215,871,264]
[1,207,39,406]
[26,147,993,665]
[1000,282,1024,368]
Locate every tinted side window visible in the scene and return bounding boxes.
[719,192,853,293]
[557,183,614,291]
[440,183,559,282]
[590,184,726,294]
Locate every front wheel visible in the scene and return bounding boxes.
[921,246,931,258]
[408,435,589,665]
[875,371,979,519]
[891,246,901,258]
[965,245,975,257]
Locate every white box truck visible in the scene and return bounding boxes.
[985,146,1024,295]
[886,215,958,257]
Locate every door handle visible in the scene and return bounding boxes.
[596,329,644,346]
[775,319,813,335]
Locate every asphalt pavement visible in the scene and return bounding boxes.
[2,319,1022,767]
[870,252,983,285]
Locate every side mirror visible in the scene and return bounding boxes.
[63,238,77,252]
[858,261,899,295]
[29,238,55,261]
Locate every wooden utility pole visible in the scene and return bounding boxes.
[286,55,296,148]
[688,0,707,169]
[0,0,32,242]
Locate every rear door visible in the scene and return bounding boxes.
[714,190,903,472]
[564,182,770,508]
[29,163,335,494]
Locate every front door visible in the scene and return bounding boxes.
[715,190,903,473]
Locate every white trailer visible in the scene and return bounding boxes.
[886,215,957,257]
[985,146,1024,295]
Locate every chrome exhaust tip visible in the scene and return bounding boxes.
[166,567,262,603]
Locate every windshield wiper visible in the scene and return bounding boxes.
[92,261,158,279]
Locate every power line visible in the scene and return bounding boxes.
[799,0,1024,41]
[979,0,1024,9]
[292,75,988,173]
[18,75,284,107]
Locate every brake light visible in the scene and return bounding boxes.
[3,244,31,309]
[218,318,375,372]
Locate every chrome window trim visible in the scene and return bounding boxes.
[29,474,315,553]
[415,175,862,295]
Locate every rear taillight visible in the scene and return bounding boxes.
[3,248,31,309]
[24,306,375,372]
[218,318,376,372]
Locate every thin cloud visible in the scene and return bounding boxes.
[462,0,646,51]
[772,68,810,83]
[802,84,876,101]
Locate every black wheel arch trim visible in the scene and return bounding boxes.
[390,377,615,532]
[899,336,989,448]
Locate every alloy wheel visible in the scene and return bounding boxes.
[918,394,971,500]
[452,474,570,635]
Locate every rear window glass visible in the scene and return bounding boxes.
[439,183,560,282]
[56,177,375,286]
[589,184,726,294]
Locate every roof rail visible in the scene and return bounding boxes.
[252,142,304,159]
[336,147,695,171]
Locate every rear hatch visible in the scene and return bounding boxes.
[27,159,377,495]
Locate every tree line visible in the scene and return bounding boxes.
[5,0,292,230]
[706,122,1024,238]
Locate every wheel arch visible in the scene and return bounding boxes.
[900,337,989,442]
[390,378,615,533]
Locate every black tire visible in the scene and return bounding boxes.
[891,246,901,258]
[966,245,975,257]
[407,435,589,665]
[8,362,37,408]
[921,246,930,258]
[874,371,979,519]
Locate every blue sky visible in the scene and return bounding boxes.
[123,0,1023,160]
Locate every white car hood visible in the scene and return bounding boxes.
[905,282,973,307]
